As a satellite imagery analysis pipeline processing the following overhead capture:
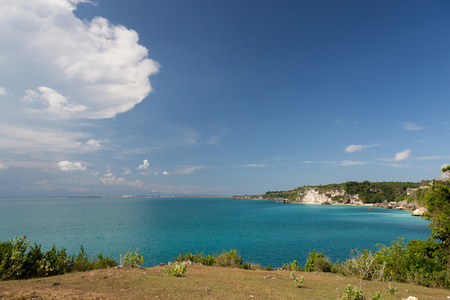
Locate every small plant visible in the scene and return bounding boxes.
[290,272,304,288]
[120,248,144,267]
[342,284,366,300]
[372,291,382,300]
[388,283,398,295]
[164,262,187,277]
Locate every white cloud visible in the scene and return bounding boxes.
[345,144,377,153]
[162,171,169,175]
[85,139,101,150]
[122,167,131,175]
[334,160,366,166]
[244,164,267,168]
[0,123,87,153]
[22,87,87,119]
[417,155,450,160]
[57,160,86,171]
[138,159,149,170]
[303,160,365,166]
[173,166,205,175]
[0,87,7,95]
[393,149,411,161]
[0,163,9,170]
[0,0,159,120]
[403,122,425,131]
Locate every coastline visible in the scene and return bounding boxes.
[233,195,426,216]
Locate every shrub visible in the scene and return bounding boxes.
[0,236,29,280]
[342,284,365,300]
[175,252,215,266]
[94,253,118,269]
[282,260,301,271]
[214,249,243,268]
[304,250,332,272]
[164,262,187,277]
[334,238,450,288]
[0,237,118,280]
[290,272,304,288]
[120,248,144,267]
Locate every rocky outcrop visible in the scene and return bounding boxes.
[412,207,427,216]
[295,188,364,205]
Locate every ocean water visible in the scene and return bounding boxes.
[0,197,431,267]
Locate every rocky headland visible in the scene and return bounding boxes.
[232,180,445,216]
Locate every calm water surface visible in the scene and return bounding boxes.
[0,197,431,267]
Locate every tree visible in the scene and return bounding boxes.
[423,184,450,253]
[442,165,450,178]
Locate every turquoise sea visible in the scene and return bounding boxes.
[0,197,431,267]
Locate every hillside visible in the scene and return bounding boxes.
[1,264,449,300]
[234,180,450,209]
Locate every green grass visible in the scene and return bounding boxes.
[1,264,449,299]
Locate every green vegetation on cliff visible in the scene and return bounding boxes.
[246,181,426,204]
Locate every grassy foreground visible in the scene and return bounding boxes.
[1,264,449,300]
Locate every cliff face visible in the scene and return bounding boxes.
[295,188,363,205]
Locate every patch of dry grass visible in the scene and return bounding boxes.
[1,265,449,299]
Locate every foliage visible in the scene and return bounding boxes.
[442,165,450,177]
[423,184,450,251]
[120,248,144,267]
[282,260,301,271]
[290,272,304,288]
[175,252,215,266]
[344,181,420,204]
[334,238,450,288]
[175,249,243,268]
[164,262,187,277]
[372,291,382,300]
[304,249,332,272]
[387,283,398,295]
[255,181,421,204]
[262,190,297,201]
[0,236,30,280]
[341,284,366,300]
[214,249,243,267]
[0,237,117,281]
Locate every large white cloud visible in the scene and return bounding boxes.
[0,0,159,120]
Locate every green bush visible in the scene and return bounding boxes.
[164,262,187,277]
[290,272,304,288]
[0,236,29,280]
[304,250,332,272]
[342,284,365,300]
[0,237,118,280]
[334,238,450,288]
[282,260,301,271]
[120,248,144,267]
[175,252,215,266]
[214,249,243,267]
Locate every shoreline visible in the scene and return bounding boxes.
[233,196,426,216]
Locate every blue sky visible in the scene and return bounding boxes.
[0,0,449,197]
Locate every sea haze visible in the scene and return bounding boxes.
[0,197,431,267]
